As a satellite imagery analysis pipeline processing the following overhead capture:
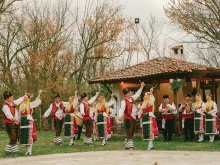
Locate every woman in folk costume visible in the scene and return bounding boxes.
[204,94,218,142]
[43,93,68,145]
[80,92,99,146]
[137,88,159,150]
[19,90,42,155]
[64,91,78,145]
[91,104,97,141]
[106,107,116,140]
[74,102,83,140]
[193,93,205,142]
[2,91,24,155]
[94,94,115,146]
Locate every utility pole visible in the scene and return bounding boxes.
[135,18,140,64]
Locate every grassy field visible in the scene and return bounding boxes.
[1,131,220,158]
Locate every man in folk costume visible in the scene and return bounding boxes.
[93,94,115,146]
[193,93,205,142]
[159,94,177,141]
[118,82,145,150]
[204,94,219,142]
[179,94,194,141]
[19,90,42,155]
[63,91,78,145]
[2,91,24,155]
[43,93,68,145]
[80,92,99,146]
[137,88,159,150]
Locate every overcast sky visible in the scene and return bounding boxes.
[17,0,190,62]
[120,0,168,22]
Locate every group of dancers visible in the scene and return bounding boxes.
[2,90,115,155]
[2,81,219,155]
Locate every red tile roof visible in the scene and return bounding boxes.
[88,57,220,84]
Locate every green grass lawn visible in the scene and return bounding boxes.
[1,131,220,158]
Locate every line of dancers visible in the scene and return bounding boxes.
[2,82,219,155]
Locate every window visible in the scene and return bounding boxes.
[174,49,178,55]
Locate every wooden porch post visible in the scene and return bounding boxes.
[212,78,216,101]
[174,90,181,136]
[196,77,200,94]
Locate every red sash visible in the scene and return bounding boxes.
[161,102,174,120]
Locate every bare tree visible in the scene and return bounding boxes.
[164,0,220,46]
[132,15,164,60]
[69,0,134,91]
[190,43,220,67]
[0,0,20,15]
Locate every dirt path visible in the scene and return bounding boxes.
[0,150,219,165]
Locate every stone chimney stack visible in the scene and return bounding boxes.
[171,45,186,61]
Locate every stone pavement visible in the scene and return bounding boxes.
[1,150,220,165]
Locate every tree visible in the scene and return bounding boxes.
[190,43,220,67]
[164,0,220,46]
[0,0,20,15]
[0,12,30,91]
[70,0,134,91]
[165,0,220,68]
[170,79,186,136]
[132,15,164,60]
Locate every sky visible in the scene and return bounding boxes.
[118,0,188,63]
[120,0,168,22]
[16,0,190,63]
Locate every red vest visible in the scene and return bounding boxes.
[195,102,203,110]
[51,102,64,120]
[181,102,194,119]
[140,102,153,118]
[64,104,74,114]
[97,105,106,114]
[3,102,16,124]
[161,102,174,120]
[20,103,33,116]
[82,102,91,120]
[124,97,135,120]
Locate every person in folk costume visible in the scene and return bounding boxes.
[193,93,205,142]
[179,94,194,141]
[137,88,159,150]
[74,100,83,140]
[92,104,97,141]
[63,91,79,145]
[2,91,24,155]
[80,92,99,146]
[19,90,42,156]
[118,82,145,150]
[159,94,177,141]
[204,94,219,142]
[106,107,116,140]
[93,94,115,146]
[43,93,68,145]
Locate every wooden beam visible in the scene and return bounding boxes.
[196,77,200,94]
[212,78,216,101]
